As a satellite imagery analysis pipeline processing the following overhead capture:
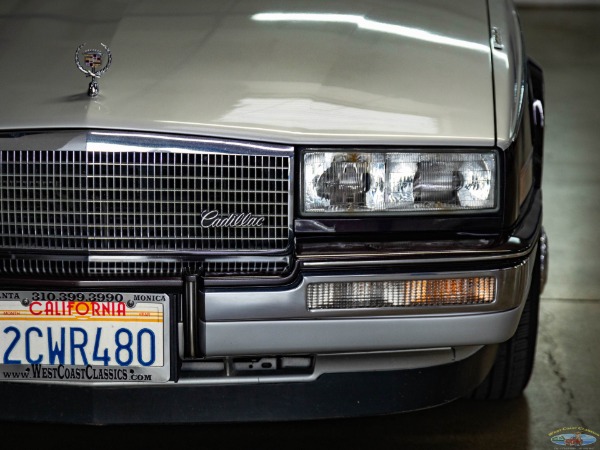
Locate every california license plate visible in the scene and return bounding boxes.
[0,291,170,383]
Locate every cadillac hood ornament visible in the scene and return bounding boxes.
[74,42,112,97]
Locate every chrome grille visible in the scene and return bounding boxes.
[0,131,293,277]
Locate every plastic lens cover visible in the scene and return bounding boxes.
[302,151,496,214]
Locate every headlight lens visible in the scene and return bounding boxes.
[302,150,497,214]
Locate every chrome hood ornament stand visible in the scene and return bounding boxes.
[74,43,112,97]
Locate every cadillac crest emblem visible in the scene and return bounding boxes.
[74,42,112,97]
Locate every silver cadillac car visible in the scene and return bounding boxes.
[0,0,546,423]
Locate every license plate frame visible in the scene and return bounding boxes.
[0,290,170,383]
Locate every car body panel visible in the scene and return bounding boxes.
[488,0,526,149]
[0,0,495,145]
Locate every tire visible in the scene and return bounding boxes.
[470,247,541,400]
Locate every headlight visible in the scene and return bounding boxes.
[302,150,497,214]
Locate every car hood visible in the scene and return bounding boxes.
[0,0,494,146]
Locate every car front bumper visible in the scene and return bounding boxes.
[0,192,544,423]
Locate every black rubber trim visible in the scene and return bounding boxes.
[0,345,497,424]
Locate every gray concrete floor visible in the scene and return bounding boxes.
[1,7,599,450]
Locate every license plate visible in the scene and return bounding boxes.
[0,291,170,383]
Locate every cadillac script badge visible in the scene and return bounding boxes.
[200,210,265,228]
[74,43,112,97]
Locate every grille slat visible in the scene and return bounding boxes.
[0,132,293,276]
[0,258,290,277]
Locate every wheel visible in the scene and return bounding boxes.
[470,246,541,400]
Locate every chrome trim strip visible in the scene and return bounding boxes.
[88,131,294,156]
[0,253,291,263]
[298,236,536,267]
[301,255,525,267]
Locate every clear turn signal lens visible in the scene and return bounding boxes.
[302,151,497,214]
[306,277,496,310]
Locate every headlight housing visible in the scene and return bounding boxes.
[302,150,497,214]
